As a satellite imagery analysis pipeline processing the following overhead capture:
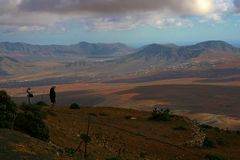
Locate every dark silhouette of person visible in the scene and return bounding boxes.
[26,87,33,104]
[49,86,56,106]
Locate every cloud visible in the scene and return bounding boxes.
[0,0,236,32]
[234,0,240,12]
[82,14,193,31]
[0,0,20,14]
[19,0,217,16]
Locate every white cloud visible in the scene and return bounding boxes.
[0,0,237,32]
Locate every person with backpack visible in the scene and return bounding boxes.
[49,86,56,106]
[26,87,33,104]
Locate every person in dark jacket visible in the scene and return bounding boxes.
[49,86,56,106]
[26,87,33,104]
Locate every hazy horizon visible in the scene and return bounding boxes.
[0,39,240,48]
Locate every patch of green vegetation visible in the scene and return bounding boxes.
[64,147,76,157]
[173,125,188,131]
[20,103,47,119]
[149,108,172,121]
[70,103,80,109]
[203,137,216,148]
[20,103,42,112]
[0,91,17,129]
[205,153,226,160]
[14,104,49,141]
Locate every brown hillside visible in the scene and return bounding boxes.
[44,106,240,160]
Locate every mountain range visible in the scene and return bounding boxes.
[1,40,240,86]
[0,41,134,60]
[0,40,239,61]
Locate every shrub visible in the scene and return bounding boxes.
[125,115,132,120]
[14,104,49,141]
[173,125,188,131]
[70,103,80,109]
[149,107,172,121]
[20,103,42,112]
[14,111,49,141]
[36,101,48,106]
[19,103,47,119]
[200,124,213,129]
[205,153,226,160]
[203,137,215,148]
[65,147,76,157]
[0,90,17,128]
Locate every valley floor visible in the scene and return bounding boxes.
[4,78,240,130]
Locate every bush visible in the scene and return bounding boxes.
[200,124,213,129]
[19,103,47,119]
[205,153,226,160]
[0,90,17,128]
[65,147,76,157]
[149,107,172,121]
[15,104,49,141]
[20,103,42,112]
[36,101,48,106]
[125,115,132,120]
[173,125,188,131]
[70,103,80,109]
[15,113,49,141]
[203,137,215,148]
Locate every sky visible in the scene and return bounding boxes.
[0,0,240,46]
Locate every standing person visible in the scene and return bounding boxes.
[26,87,33,104]
[49,86,56,106]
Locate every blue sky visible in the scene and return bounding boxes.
[0,0,240,46]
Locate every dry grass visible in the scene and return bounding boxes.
[45,106,240,160]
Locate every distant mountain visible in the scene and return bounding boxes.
[70,42,134,57]
[125,41,240,62]
[192,41,239,52]
[0,42,134,58]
